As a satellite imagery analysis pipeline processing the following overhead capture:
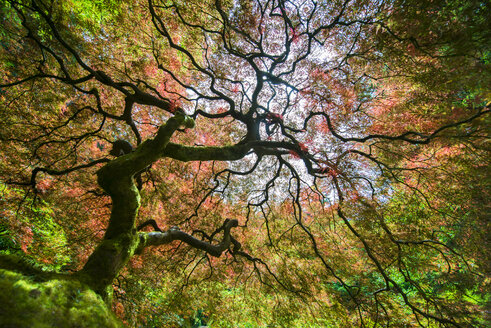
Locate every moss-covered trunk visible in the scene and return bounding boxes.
[76,114,194,301]
[77,172,141,301]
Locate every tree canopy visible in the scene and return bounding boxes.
[0,0,489,327]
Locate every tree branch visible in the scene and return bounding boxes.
[137,219,239,257]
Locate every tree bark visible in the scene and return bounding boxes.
[76,114,194,301]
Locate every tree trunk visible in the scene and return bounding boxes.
[75,114,194,302]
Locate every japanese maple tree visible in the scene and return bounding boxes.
[0,0,489,327]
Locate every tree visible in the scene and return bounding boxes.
[0,0,489,327]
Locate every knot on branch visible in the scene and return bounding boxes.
[174,110,195,129]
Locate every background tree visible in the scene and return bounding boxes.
[0,0,489,327]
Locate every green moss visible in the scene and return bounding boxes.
[78,231,140,303]
[0,268,123,328]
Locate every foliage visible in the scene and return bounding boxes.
[0,0,489,327]
[0,184,70,271]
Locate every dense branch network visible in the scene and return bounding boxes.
[0,0,488,326]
